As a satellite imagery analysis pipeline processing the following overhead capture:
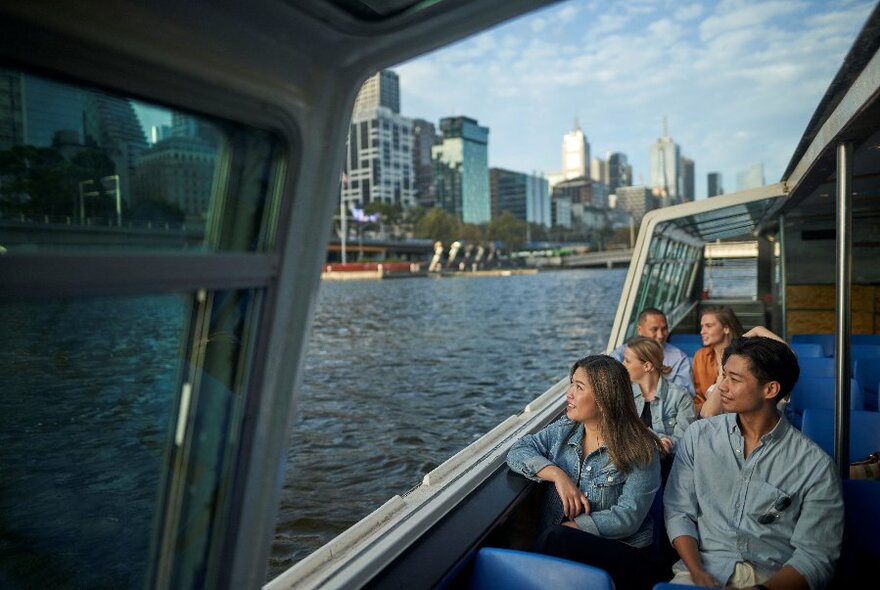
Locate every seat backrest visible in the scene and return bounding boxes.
[673,341,702,358]
[670,334,703,345]
[790,334,834,356]
[789,377,864,413]
[851,334,880,346]
[789,342,825,358]
[798,357,835,378]
[835,480,880,586]
[801,409,880,460]
[468,547,614,590]
[851,344,880,361]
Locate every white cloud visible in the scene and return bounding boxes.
[395,0,875,198]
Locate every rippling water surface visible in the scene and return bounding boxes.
[268,268,626,577]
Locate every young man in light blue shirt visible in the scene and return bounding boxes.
[610,308,695,397]
[664,336,843,589]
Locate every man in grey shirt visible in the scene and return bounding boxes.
[664,336,843,589]
[610,308,695,397]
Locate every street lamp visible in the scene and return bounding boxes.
[77,175,121,225]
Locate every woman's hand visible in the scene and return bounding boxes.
[536,465,590,519]
[659,436,673,455]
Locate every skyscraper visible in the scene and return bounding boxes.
[707,172,723,197]
[342,69,415,211]
[681,156,695,202]
[562,118,590,180]
[649,118,681,206]
[352,70,400,115]
[412,118,437,209]
[607,152,632,192]
[432,116,490,224]
[613,185,655,224]
[490,168,550,227]
[736,163,765,191]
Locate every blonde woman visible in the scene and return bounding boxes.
[622,336,695,480]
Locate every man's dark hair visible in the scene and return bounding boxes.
[637,307,666,324]
[723,336,800,401]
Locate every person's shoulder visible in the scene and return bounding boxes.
[686,413,729,438]
[784,422,838,467]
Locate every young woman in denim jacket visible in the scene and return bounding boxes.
[507,355,662,590]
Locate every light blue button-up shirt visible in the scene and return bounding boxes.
[664,413,843,589]
[632,378,695,451]
[507,419,660,548]
[611,342,695,397]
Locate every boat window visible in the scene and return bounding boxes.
[1,66,284,588]
[0,67,283,253]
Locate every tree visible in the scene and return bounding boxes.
[487,210,528,251]
[414,207,460,246]
[459,223,485,244]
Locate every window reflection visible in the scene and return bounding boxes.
[0,68,281,253]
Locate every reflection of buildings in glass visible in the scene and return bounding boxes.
[83,92,148,208]
[134,136,217,222]
[22,76,85,147]
[432,116,490,224]
[489,168,550,227]
[342,70,415,212]
[0,70,24,150]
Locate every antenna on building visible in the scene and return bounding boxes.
[574,115,580,131]
[662,115,668,138]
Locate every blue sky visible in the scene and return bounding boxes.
[395,0,874,199]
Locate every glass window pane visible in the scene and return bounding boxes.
[0,67,283,253]
[0,294,189,587]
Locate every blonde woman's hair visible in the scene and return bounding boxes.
[625,336,672,376]
[569,355,660,472]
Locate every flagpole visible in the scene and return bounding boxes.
[340,197,347,264]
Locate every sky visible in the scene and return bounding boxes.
[394,0,874,199]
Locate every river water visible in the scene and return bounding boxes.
[267,268,626,577]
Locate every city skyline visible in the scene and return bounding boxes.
[395,0,873,200]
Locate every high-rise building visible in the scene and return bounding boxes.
[613,185,655,224]
[649,118,681,206]
[342,70,415,211]
[707,172,723,197]
[562,118,590,180]
[607,152,632,192]
[412,118,437,209]
[353,70,400,116]
[489,168,551,227]
[737,163,765,191]
[590,157,608,184]
[681,157,695,202]
[432,116,490,224]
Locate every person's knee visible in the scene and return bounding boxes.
[533,525,570,554]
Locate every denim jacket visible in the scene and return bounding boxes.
[507,418,660,548]
[632,378,696,451]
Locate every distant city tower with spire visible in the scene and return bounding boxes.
[562,117,590,180]
[649,116,681,206]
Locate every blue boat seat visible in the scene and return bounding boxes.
[789,342,825,358]
[853,357,880,411]
[801,409,880,461]
[652,584,694,590]
[851,334,880,346]
[798,357,835,378]
[790,334,834,357]
[673,341,703,358]
[786,377,864,429]
[468,547,614,590]
[670,334,703,345]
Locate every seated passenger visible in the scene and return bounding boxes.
[664,336,843,589]
[700,326,788,418]
[507,355,662,590]
[692,306,743,414]
[611,307,695,396]
[622,336,696,481]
